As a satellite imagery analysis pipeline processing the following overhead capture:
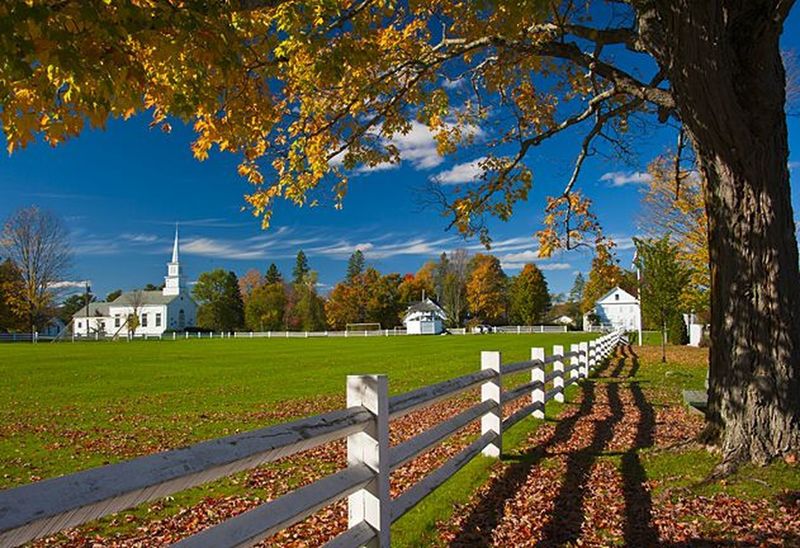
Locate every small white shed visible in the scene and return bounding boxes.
[590,286,640,331]
[403,298,446,335]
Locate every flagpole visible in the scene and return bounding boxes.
[633,249,643,347]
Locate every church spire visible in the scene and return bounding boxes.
[171,224,180,264]
[163,224,185,296]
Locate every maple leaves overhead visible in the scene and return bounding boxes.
[1,0,656,251]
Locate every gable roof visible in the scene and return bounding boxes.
[110,290,179,307]
[73,302,110,318]
[403,298,446,321]
[596,286,639,305]
[72,291,192,319]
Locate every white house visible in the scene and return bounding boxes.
[73,229,197,337]
[554,315,575,326]
[585,286,641,331]
[402,298,446,335]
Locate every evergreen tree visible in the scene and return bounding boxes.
[568,273,585,304]
[509,264,551,325]
[345,250,366,282]
[292,251,309,285]
[265,263,282,284]
[59,293,96,324]
[105,289,122,302]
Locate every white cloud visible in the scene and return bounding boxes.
[600,171,652,187]
[308,237,455,260]
[345,120,485,174]
[49,280,90,289]
[182,238,267,260]
[789,161,800,170]
[432,157,486,185]
[501,261,572,272]
[121,233,158,243]
[441,77,465,90]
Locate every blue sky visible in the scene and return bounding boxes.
[1,9,799,300]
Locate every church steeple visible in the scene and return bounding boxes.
[163,225,185,296]
[171,225,180,263]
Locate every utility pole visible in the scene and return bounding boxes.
[84,282,91,338]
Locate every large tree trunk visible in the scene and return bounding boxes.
[639,0,800,467]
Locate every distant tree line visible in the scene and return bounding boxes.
[190,248,562,332]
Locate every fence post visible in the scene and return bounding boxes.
[553,345,565,403]
[531,347,545,419]
[579,341,589,377]
[480,351,502,458]
[570,343,580,381]
[346,375,390,547]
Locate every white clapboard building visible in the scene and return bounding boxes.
[585,286,641,331]
[73,229,197,337]
[402,298,446,335]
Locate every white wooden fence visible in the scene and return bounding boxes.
[38,325,571,343]
[0,330,625,547]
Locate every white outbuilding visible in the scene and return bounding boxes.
[586,286,641,331]
[402,298,446,335]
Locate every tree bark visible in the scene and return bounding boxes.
[638,0,800,467]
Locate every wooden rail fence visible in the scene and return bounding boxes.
[0,330,625,547]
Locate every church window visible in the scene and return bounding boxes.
[155,313,162,327]
[77,321,82,328]
[142,313,148,327]
[115,317,120,328]
[178,309,185,329]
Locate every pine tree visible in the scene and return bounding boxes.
[569,273,585,304]
[292,251,309,285]
[265,263,282,284]
[346,250,366,282]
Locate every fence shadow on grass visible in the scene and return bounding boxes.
[447,345,661,547]
[447,383,599,547]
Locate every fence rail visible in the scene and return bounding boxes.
[0,330,625,547]
[0,325,575,343]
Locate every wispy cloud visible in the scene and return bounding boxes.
[600,171,652,187]
[182,238,269,260]
[49,280,90,289]
[121,233,159,243]
[147,218,253,228]
[789,160,800,170]
[432,157,486,185]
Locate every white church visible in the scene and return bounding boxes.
[73,229,197,337]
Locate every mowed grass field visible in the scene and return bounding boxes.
[0,332,594,488]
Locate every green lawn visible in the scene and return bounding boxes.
[0,333,594,488]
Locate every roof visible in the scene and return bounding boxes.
[111,290,179,306]
[72,291,185,319]
[73,302,110,318]
[596,286,639,305]
[403,298,446,321]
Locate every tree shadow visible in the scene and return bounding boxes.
[620,346,659,545]
[447,345,667,547]
[447,383,599,547]
[536,380,624,545]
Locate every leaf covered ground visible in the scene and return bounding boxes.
[8,339,800,546]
